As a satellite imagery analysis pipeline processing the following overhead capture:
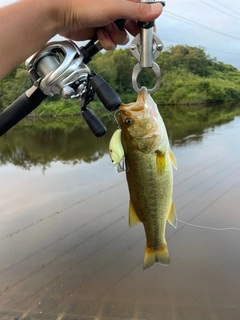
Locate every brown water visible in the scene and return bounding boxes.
[1,107,240,320]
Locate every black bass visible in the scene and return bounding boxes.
[110,87,177,270]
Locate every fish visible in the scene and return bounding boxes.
[115,86,177,270]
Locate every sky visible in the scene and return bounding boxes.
[157,0,240,69]
[1,0,240,69]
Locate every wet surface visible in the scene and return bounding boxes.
[1,108,240,319]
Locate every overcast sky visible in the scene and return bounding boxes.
[1,0,240,69]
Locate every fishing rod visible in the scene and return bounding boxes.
[0,32,122,138]
[0,1,165,138]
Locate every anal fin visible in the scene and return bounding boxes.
[129,200,141,227]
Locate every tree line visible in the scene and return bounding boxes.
[1,45,240,114]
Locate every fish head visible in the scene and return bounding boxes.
[119,87,167,153]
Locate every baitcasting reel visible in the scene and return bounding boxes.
[0,1,165,138]
[0,38,122,138]
[26,40,122,137]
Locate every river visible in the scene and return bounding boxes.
[0,104,240,320]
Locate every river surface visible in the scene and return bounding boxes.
[0,105,240,320]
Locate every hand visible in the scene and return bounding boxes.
[56,0,163,50]
[0,0,163,80]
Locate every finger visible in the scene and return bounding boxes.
[97,29,117,50]
[124,19,140,37]
[60,28,98,41]
[78,0,163,28]
[104,23,129,46]
[104,0,163,23]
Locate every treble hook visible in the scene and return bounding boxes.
[108,109,121,128]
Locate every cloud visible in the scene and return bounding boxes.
[1,0,240,69]
[156,0,240,68]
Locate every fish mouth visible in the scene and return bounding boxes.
[120,87,149,113]
[136,87,148,105]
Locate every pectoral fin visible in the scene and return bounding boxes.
[167,201,177,228]
[129,200,141,227]
[156,151,166,175]
[169,149,177,170]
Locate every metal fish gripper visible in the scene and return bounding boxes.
[130,0,165,94]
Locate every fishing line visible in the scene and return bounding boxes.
[177,218,240,232]
[168,179,240,244]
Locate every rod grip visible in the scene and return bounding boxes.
[0,86,47,136]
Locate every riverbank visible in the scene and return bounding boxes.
[1,45,240,113]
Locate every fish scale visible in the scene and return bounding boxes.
[124,145,174,268]
[110,86,177,270]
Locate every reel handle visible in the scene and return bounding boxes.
[82,108,107,138]
[91,74,121,111]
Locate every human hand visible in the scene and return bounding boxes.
[0,0,163,80]
[55,0,163,50]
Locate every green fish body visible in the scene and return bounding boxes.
[118,87,177,270]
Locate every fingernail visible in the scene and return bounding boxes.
[150,3,162,12]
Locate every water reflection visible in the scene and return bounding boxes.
[0,115,115,170]
[1,102,240,169]
[1,104,240,319]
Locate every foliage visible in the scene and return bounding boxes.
[153,45,240,105]
[1,45,240,114]
[0,64,31,109]
[1,102,240,170]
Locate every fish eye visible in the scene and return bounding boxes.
[125,118,133,125]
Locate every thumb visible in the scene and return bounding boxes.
[108,1,163,22]
[57,0,163,34]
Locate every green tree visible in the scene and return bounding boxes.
[112,49,135,94]
[1,45,240,111]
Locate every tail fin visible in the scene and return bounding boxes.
[143,244,171,270]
